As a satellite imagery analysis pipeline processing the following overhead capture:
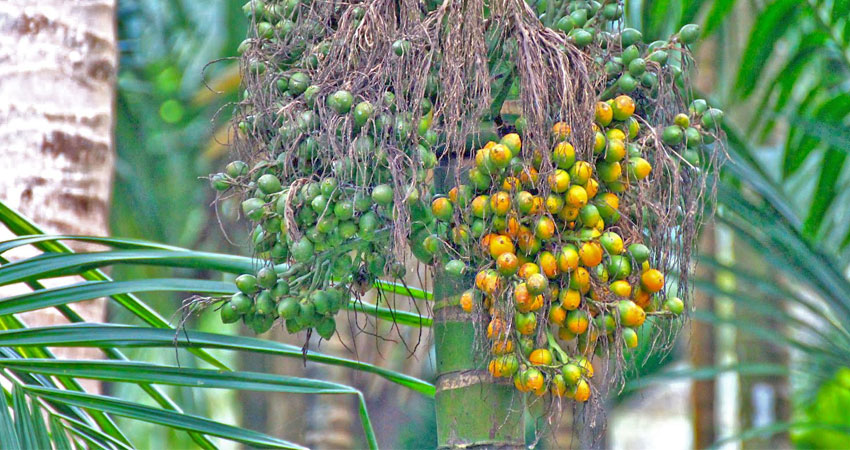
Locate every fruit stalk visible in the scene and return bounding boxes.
[432,269,525,449]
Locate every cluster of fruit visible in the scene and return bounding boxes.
[210,0,442,336]
[207,0,722,410]
[424,97,693,399]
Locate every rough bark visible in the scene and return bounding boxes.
[0,0,117,390]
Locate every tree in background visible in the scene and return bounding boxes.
[0,0,116,388]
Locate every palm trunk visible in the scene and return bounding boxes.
[432,270,525,449]
[0,0,116,391]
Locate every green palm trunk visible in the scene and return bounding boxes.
[432,270,525,448]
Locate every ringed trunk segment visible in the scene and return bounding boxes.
[433,270,525,449]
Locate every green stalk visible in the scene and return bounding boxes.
[432,270,525,448]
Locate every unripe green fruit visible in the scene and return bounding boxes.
[291,238,314,263]
[628,243,650,263]
[685,127,702,147]
[230,292,254,314]
[664,297,685,315]
[620,28,642,46]
[235,274,259,294]
[257,174,282,194]
[328,89,354,114]
[353,101,374,128]
[255,290,276,315]
[571,29,593,47]
[316,317,336,339]
[225,160,249,178]
[304,85,321,108]
[556,16,575,33]
[662,125,684,146]
[621,45,640,64]
[220,302,241,323]
[689,99,708,115]
[679,24,700,44]
[701,108,724,129]
[392,39,411,56]
[287,72,310,95]
[211,173,230,191]
[257,267,277,289]
[371,184,394,206]
[618,73,637,92]
[628,58,646,76]
[277,297,300,319]
[445,259,467,277]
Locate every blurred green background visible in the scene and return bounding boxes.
[106,0,850,448]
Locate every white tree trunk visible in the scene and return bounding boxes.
[0,0,117,390]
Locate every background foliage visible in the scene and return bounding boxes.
[1,0,849,448]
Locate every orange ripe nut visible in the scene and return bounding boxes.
[617,299,646,327]
[612,94,636,121]
[573,379,591,402]
[549,303,568,325]
[566,309,589,335]
[519,166,539,188]
[520,294,544,313]
[526,273,549,296]
[538,251,560,279]
[481,272,502,295]
[529,196,544,215]
[633,285,651,308]
[489,355,519,378]
[548,169,571,193]
[595,101,613,126]
[516,312,537,335]
[529,348,554,366]
[459,289,475,312]
[579,241,604,267]
[490,191,512,216]
[502,176,521,191]
[518,262,540,279]
[480,233,496,253]
[514,282,531,305]
[585,178,599,199]
[610,280,632,298]
[487,318,506,339]
[475,270,488,290]
[496,252,519,276]
[489,234,516,259]
[552,122,571,140]
[566,185,588,209]
[491,338,515,355]
[431,197,454,222]
[640,268,665,293]
[559,288,582,310]
[606,128,626,142]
